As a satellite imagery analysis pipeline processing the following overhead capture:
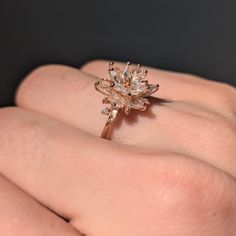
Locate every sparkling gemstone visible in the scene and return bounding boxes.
[95,80,113,96]
[143,84,159,97]
[131,81,149,95]
[129,96,148,110]
[95,62,159,116]
[101,107,110,115]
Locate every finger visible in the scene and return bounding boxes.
[0,107,133,227]
[81,59,236,117]
[16,63,234,142]
[15,64,236,178]
[0,173,83,236]
[16,64,104,136]
[0,108,235,236]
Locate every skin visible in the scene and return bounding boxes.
[0,59,235,235]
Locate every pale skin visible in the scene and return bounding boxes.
[0,59,235,235]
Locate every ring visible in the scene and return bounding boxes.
[94,61,159,140]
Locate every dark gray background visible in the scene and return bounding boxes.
[0,0,236,107]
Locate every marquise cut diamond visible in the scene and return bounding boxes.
[95,62,159,115]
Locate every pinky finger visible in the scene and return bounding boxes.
[0,174,84,236]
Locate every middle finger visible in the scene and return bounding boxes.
[16,63,234,140]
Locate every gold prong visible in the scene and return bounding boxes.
[102,97,109,104]
[127,92,132,96]
[123,105,131,115]
[109,61,114,71]
[94,81,101,93]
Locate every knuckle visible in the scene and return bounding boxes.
[163,161,232,222]
[208,114,233,134]
[208,82,236,113]
[208,116,235,147]
[191,115,236,156]
[16,64,64,106]
[121,155,234,224]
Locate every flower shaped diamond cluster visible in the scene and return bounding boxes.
[94,62,159,116]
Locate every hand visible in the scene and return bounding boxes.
[0,60,235,235]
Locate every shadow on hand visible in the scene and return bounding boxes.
[107,97,172,140]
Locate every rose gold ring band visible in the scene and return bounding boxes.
[95,61,159,140]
